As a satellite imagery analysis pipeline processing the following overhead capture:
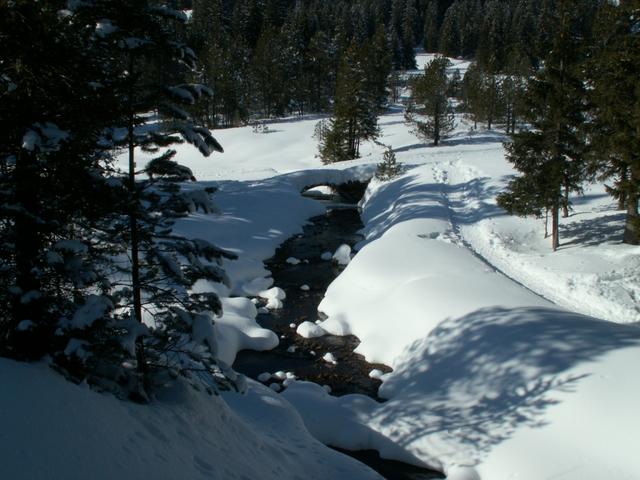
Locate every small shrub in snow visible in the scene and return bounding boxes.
[375,147,403,181]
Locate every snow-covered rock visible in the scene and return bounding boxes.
[332,244,352,266]
[296,321,327,339]
[258,287,286,310]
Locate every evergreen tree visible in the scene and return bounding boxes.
[497,0,589,250]
[405,56,455,146]
[304,31,335,112]
[68,0,234,397]
[251,24,286,117]
[461,62,502,130]
[587,0,640,244]
[501,51,530,134]
[423,1,439,52]
[0,1,122,361]
[318,43,380,162]
[401,0,418,69]
[439,6,460,57]
[363,23,393,112]
[476,0,510,71]
[376,147,403,180]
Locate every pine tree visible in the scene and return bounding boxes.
[476,0,510,71]
[376,147,403,180]
[363,22,393,112]
[0,1,121,360]
[461,62,502,130]
[401,0,418,69]
[423,1,439,52]
[251,24,286,117]
[405,56,455,146]
[318,43,380,162]
[304,31,335,112]
[587,0,640,244]
[68,0,234,397]
[497,0,589,250]
[439,6,460,57]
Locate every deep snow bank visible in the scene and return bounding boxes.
[289,166,640,479]
[0,358,381,480]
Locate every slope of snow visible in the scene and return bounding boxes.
[0,358,381,480]
[292,143,640,478]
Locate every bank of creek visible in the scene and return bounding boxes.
[233,182,444,480]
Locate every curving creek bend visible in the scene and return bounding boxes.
[233,184,444,480]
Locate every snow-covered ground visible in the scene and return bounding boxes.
[0,358,380,480]
[128,102,640,479]
[4,53,639,479]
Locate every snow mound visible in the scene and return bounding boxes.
[296,321,328,339]
[283,382,426,467]
[258,286,286,310]
[322,352,338,364]
[0,359,381,480]
[332,244,352,265]
[215,297,279,364]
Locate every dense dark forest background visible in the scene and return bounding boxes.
[181,0,605,126]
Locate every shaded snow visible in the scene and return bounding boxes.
[0,359,381,480]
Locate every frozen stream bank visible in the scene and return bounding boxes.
[233,185,444,479]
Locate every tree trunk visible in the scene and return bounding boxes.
[433,103,440,146]
[10,149,46,358]
[562,179,570,218]
[551,204,560,251]
[618,195,626,211]
[126,56,146,391]
[544,208,549,238]
[623,189,639,245]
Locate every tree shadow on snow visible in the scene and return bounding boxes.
[560,211,626,248]
[371,307,640,457]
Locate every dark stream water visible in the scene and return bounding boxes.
[233,190,444,480]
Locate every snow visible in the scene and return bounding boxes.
[300,284,310,291]
[113,61,635,478]
[257,372,271,382]
[296,321,327,338]
[69,295,113,329]
[16,320,34,331]
[258,286,286,310]
[286,256,302,265]
[332,243,352,265]
[294,108,640,477]
[320,251,333,261]
[54,239,88,254]
[322,352,338,364]
[214,297,278,365]
[0,359,380,480]
[302,185,335,197]
[7,50,639,480]
[273,371,287,380]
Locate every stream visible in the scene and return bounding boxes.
[233,186,444,480]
